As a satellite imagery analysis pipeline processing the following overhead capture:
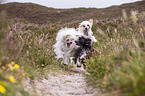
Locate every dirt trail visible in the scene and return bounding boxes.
[23,67,98,96]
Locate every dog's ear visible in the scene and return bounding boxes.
[89,19,93,25]
[78,23,82,28]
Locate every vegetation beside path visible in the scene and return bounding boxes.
[0,1,145,96]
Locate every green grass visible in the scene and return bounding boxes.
[85,10,145,96]
[0,1,145,95]
[0,16,59,95]
[0,12,78,95]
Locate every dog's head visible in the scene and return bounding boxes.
[75,36,92,48]
[79,19,93,35]
[64,35,75,48]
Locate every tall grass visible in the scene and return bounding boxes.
[0,12,62,95]
[86,10,145,96]
[0,8,82,94]
[0,2,144,95]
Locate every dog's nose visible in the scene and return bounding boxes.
[85,28,88,30]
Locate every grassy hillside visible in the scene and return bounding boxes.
[0,1,145,24]
[86,10,145,96]
[0,1,145,96]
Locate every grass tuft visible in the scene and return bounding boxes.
[86,10,145,96]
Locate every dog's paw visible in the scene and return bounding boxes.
[61,61,68,65]
[91,36,97,42]
[63,63,68,66]
[70,57,75,65]
[92,38,97,42]
[77,65,81,67]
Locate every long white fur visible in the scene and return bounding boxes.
[78,19,97,42]
[53,19,97,66]
[53,27,83,64]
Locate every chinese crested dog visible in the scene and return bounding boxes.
[72,36,94,69]
[53,19,97,67]
[53,27,82,65]
[78,19,97,43]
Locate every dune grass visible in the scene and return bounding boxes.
[0,11,81,95]
[0,14,59,95]
[0,1,145,95]
[86,10,145,96]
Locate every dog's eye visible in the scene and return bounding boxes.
[87,24,90,27]
[83,25,85,27]
[67,39,69,41]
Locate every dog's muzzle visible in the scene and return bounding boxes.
[84,30,88,36]
[67,42,72,48]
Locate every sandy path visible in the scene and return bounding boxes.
[23,68,98,96]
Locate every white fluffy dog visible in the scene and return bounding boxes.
[53,19,97,66]
[78,19,97,42]
[53,27,82,65]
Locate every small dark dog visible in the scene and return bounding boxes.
[73,36,94,69]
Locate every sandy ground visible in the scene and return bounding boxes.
[23,67,99,96]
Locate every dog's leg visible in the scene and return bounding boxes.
[76,58,81,67]
[80,64,85,71]
[63,51,71,65]
[63,54,68,65]
[70,57,74,65]
[91,36,97,42]
[88,31,97,42]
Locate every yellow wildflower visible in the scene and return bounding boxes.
[9,75,16,83]
[0,81,7,87]
[0,85,6,94]
[14,64,19,69]
[2,66,6,70]
[0,62,2,65]
[11,61,15,65]
[7,64,11,67]
[10,67,15,71]
[22,73,25,77]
